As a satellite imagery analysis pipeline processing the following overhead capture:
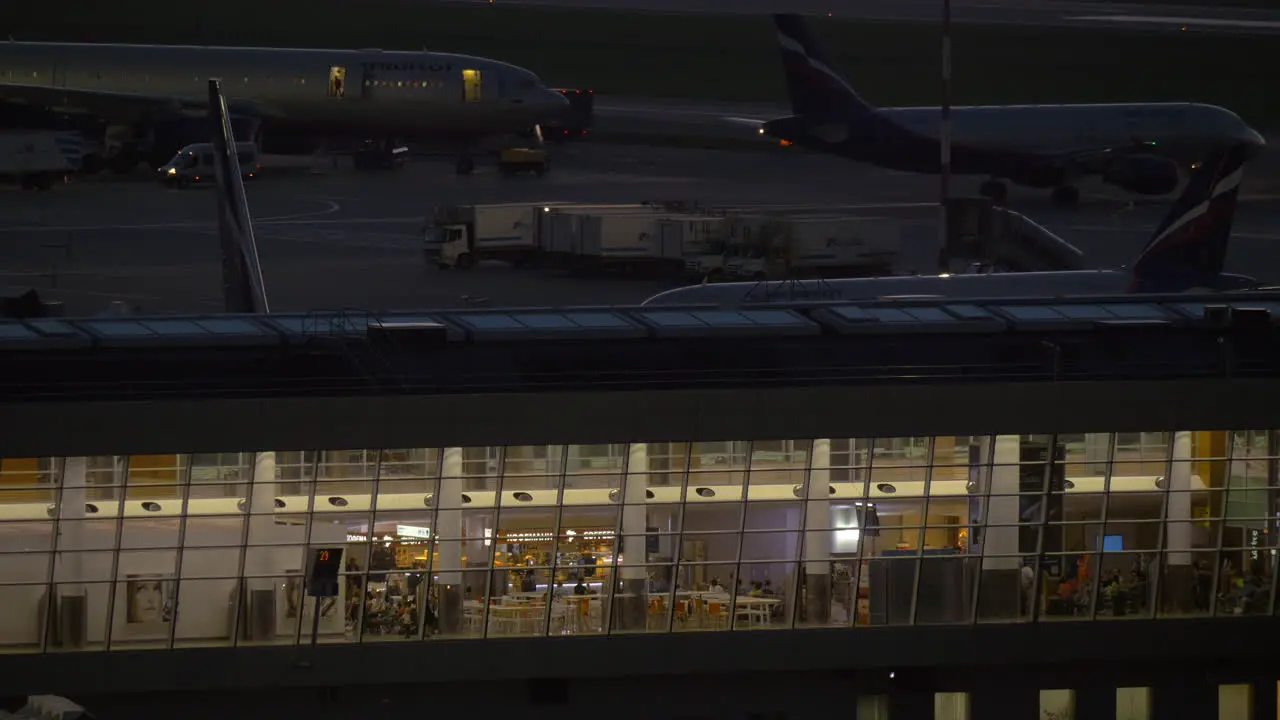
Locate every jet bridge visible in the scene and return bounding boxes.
[941,197,1087,273]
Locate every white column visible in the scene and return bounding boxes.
[1085,433,1111,474]
[247,452,278,592]
[1166,431,1193,566]
[800,439,834,625]
[433,447,466,634]
[935,692,970,720]
[1040,689,1075,720]
[1219,684,1254,720]
[805,439,831,575]
[437,447,464,585]
[58,457,88,595]
[856,695,890,720]
[980,435,1021,570]
[1116,687,1151,720]
[621,443,649,581]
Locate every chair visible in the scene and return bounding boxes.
[706,601,728,629]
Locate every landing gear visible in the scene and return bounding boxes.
[354,138,407,171]
[1051,185,1080,206]
[979,179,1008,203]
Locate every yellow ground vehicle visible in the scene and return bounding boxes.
[497,125,550,177]
[498,147,548,176]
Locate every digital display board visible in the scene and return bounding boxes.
[306,547,344,597]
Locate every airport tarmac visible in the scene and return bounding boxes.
[454,0,1280,34]
[1,141,1278,316]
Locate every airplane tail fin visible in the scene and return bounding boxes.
[1128,143,1249,293]
[208,79,269,314]
[772,14,875,119]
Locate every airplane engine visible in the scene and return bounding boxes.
[1103,155,1181,196]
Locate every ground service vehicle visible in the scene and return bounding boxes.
[158,141,259,188]
[427,203,557,269]
[542,208,723,275]
[545,89,594,141]
[498,147,549,176]
[723,215,901,280]
[0,131,82,190]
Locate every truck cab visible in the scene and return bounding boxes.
[682,237,729,280]
[426,203,560,270]
[158,141,259,188]
[724,222,784,280]
[436,224,476,269]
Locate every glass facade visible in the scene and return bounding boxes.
[4,430,1277,652]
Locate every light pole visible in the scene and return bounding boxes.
[939,0,953,272]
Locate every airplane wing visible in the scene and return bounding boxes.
[0,82,283,122]
[1037,142,1165,174]
[723,116,767,130]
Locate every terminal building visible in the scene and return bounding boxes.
[1,293,1280,719]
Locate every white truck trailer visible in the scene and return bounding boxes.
[0,131,83,190]
[541,208,723,275]
[722,214,901,280]
[426,203,659,270]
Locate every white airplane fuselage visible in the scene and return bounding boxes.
[644,269,1136,306]
[0,42,569,136]
[882,102,1265,167]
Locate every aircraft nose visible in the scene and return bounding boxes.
[546,89,570,111]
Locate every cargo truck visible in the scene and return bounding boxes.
[541,208,722,275]
[425,203,556,270]
[426,203,655,270]
[0,131,83,190]
[722,215,900,280]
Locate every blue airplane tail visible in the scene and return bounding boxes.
[208,79,269,314]
[1129,144,1250,293]
[772,14,876,119]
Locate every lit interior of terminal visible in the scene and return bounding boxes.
[5,429,1276,651]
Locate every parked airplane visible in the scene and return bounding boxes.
[643,142,1256,306]
[0,43,570,174]
[730,14,1265,206]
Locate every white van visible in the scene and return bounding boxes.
[158,142,260,188]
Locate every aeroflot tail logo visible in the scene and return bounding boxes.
[777,32,862,113]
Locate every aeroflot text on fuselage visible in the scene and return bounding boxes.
[362,62,455,73]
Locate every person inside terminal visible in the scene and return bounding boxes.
[8,430,1277,651]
